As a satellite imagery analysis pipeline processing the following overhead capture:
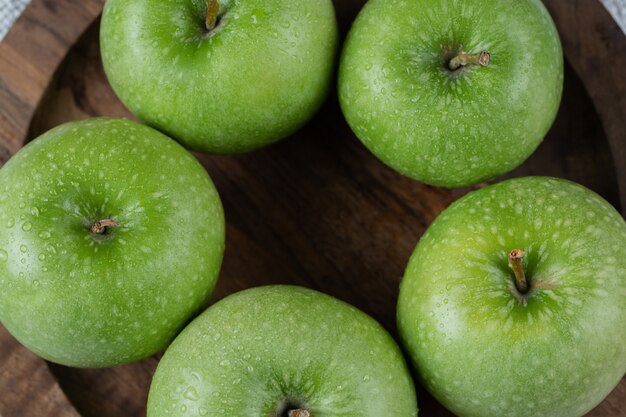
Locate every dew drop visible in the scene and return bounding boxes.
[363,375,371,382]
[22,222,32,231]
[38,254,46,261]
[20,245,27,253]
[39,231,51,239]
[5,218,14,228]
[33,280,40,287]
[0,249,7,263]
[183,386,199,401]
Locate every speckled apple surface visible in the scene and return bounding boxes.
[0,118,225,368]
[397,177,626,417]
[148,285,418,417]
[339,0,563,187]
[100,0,339,154]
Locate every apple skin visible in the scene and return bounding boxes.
[338,0,563,187]
[0,118,225,368]
[148,285,418,417]
[100,0,338,154]
[397,177,626,417]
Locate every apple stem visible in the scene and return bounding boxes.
[448,50,490,71]
[288,410,311,417]
[508,249,529,294]
[206,0,220,31]
[90,219,120,235]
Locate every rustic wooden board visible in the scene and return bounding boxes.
[0,1,624,416]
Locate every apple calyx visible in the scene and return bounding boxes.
[206,0,220,31]
[448,50,490,71]
[90,219,120,235]
[508,249,529,294]
[288,410,311,417]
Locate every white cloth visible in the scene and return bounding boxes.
[603,0,626,33]
[0,0,624,41]
[0,0,28,40]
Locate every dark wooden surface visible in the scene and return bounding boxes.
[0,1,624,416]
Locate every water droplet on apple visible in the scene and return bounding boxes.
[38,254,46,261]
[365,63,373,70]
[5,218,14,228]
[19,245,27,253]
[33,280,40,287]
[382,63,392,78]
[39,231,51,239]
[247,365,254,372]
[0,249,7,262]
[363,375,371,382]
[18,201,26,209]
[219,359,230,367]
[183,386,199,401]
[180,405,187,412]
[199,408,208,416]
[22,222,32,231]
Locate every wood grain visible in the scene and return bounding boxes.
[0,327,80,417]
[543,0,626,212]
[0,1,624,416]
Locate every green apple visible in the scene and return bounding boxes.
[148,285,418,416]
[0,118,225,368]
[338,0,563,187]
[398,177,626,417]
[100,0,338,154]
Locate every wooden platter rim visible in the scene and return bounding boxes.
[0,1,625,416]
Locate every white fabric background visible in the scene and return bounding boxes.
[0,0,28,40]
[602,0,626,32]
[0,0,625,41]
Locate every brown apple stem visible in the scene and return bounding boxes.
[288,410,311,417]
[448,50,491,71]
[508,249,528,294]
[206,0,220,31]
[90,219,120,235]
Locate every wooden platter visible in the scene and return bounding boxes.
[0,0,625,416]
